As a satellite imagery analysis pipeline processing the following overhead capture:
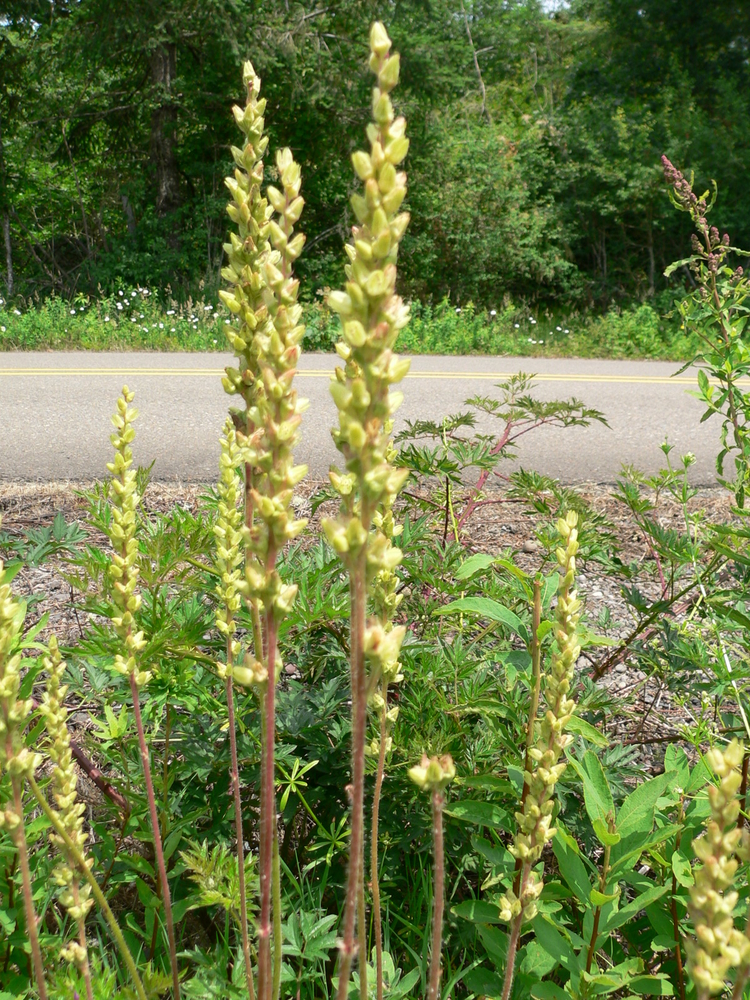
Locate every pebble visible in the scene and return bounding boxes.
[522,539,539,553]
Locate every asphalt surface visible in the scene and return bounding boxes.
[0,352,732,484]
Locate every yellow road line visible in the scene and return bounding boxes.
[0,367,747,387]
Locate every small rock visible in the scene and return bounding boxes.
[615,663,627,674]
[592,589,604,599]
[522,539,539,553]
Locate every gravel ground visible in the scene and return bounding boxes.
[1,478,735,768]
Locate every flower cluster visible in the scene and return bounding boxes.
[219,61,273,425]
[0,517,40,831]
[106,387,149,687]
[366,432,405,757]
[408,754,456,793]
[241,145,308,633]
[686,739,750,998]
[323,21,411,678]
[500,511,581,924]
[39,637,94,970]
[214,419,244,681]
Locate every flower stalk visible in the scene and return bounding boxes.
[220,61,308,1000]
[500,512,581,1000]
[409,755,455,1000]
[0,527,48,1000]
[28,774,148,1000]
[214,419,255,1000]
[323,21,411,1000]
[106,387,180,999]
[39,636,94,1000]
[368,430,405,1000]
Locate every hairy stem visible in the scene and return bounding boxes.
[500,868,527,1000]
[272,822,282,1000]
[10,777,48,1000]
[258,600,279,1000]
[358,857,367,1000]
[129,675,180,999]
[226,667,255,1000]
[337,559,368,1000]
[371,690,389,1000]
[585,840,612,973]
[29,775,148,1000]
[428,788,446,1000]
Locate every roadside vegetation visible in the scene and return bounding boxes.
[0,294,696,359]
[4,16,750,1000]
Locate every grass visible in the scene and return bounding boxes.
[0,288,699,359]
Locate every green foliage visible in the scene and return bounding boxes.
[3,0,750,316]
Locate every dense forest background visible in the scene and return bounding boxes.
[1,0,749,311]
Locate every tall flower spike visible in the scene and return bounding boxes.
[235,144,308,1000]
[219,60,273,427]
[0,516,48,999]
[686,739,750,999]
[107,386,149,689]
[40,637,94,997]
[213,420,256,1000]
[368,430,405,1000]
[105,388,181,999]
[214,419,244,681]
[325,22,411,1000]
[500,512,581,1000]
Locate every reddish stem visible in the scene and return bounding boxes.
[11,776,48,1000]
[129,675,180,999]
[258,577,279,1000]
[336,558,368,1000]
[226,672,255,1000]
[428,788,446,1000]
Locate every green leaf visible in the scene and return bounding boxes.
[593,818,621,847]
[463,967,505,998]
[612,772,677,863]
[552,827,592,905]
[629,975,674,996]
[590,887,620,905]
[452,899,503,924]
[671,851,694,888]
[445,800,509,829]
[531,915,579,973]
[531,984,570,1000]
[601,885,669,934]
[570,750,613,826]
[566,715,609,747]
[455,553,496,580]
[433,597,529,642]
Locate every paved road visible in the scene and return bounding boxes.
[0,352,733,484]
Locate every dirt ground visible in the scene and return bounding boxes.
[0,478,735,765]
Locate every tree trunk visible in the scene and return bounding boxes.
[2,212,12,298]
[121,193,137,237]
[150,43,181,219]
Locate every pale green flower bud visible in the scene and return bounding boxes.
[408,754,456,793]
